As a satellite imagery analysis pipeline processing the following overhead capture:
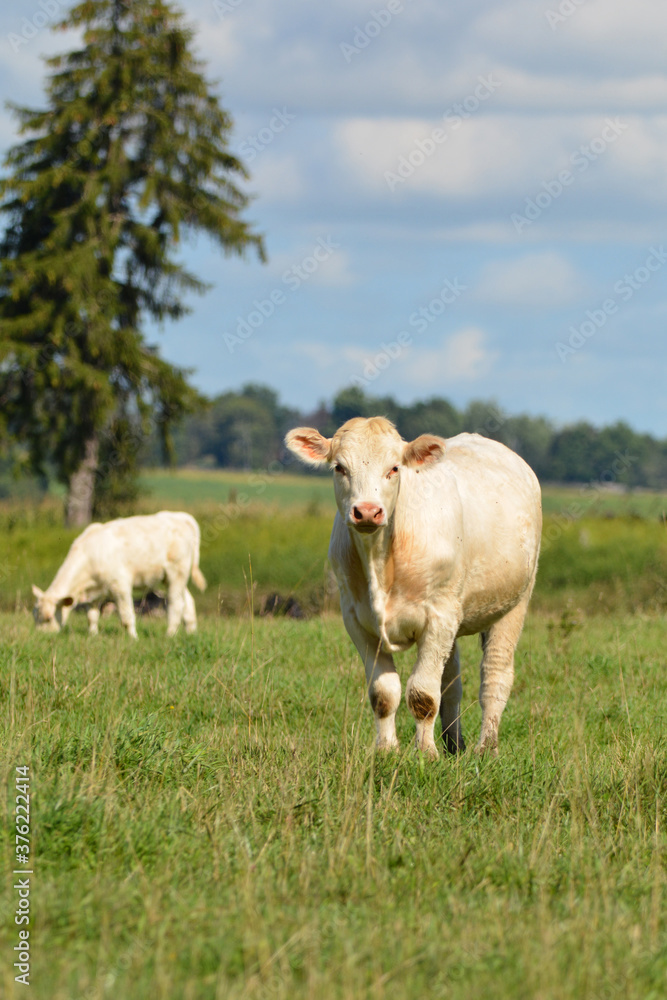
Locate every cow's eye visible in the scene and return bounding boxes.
[334,464,346,475]
[387,466,399,479]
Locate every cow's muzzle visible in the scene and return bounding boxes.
[35,619,61,632]
[350,503,386,533]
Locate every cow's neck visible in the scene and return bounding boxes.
[48,549,90,603]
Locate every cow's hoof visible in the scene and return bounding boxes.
[474,741,499,758]
[376,738,400,752]
[415,738,439,761]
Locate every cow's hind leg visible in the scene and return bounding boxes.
[477,597,529,755]
[165,572,188,637]
[182,588,197,634]
[440,642,465,754]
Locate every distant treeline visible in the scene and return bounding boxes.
[168,384,667,488]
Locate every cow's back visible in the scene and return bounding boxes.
[86,512,196,586]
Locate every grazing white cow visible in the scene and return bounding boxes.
[286,418,541,757]
[32,511,207,638]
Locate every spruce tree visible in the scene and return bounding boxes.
[0,0,265,524]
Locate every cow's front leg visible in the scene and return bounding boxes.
[341,605,401,750]
[407,622,458,759]
[166,578,187,637]
[112,587,138,639]
[86,605,100,636]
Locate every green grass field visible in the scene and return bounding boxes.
[1,611,667,999]
[139,468,336,514]
[1,475,667,998]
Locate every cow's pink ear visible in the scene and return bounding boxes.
[403,434,446,468]
[284,427,332,466]
[60,596,75,607]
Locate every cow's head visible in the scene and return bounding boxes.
[31,585,74,632]
[285,417,446,535]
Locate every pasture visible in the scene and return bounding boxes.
[1,471,667,998]
[139,468,337,514]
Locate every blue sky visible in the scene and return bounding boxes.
[2,0,667,433]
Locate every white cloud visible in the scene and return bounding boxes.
[476,252,589,307]
[553,0,667,67]
[325,112,667,246]
[473,1,667,86]
[184,0,667,117]
[293,327,495,389]
[336,116,542,199]
[335,113,646,202]
[438,326,495,380]
[610,117,667,199]
[492,67,667,112]
[402,327,496,387]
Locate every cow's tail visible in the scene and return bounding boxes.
[191,521,207,591]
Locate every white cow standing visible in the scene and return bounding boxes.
[286,417,542,757]
[32,511,207,638]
